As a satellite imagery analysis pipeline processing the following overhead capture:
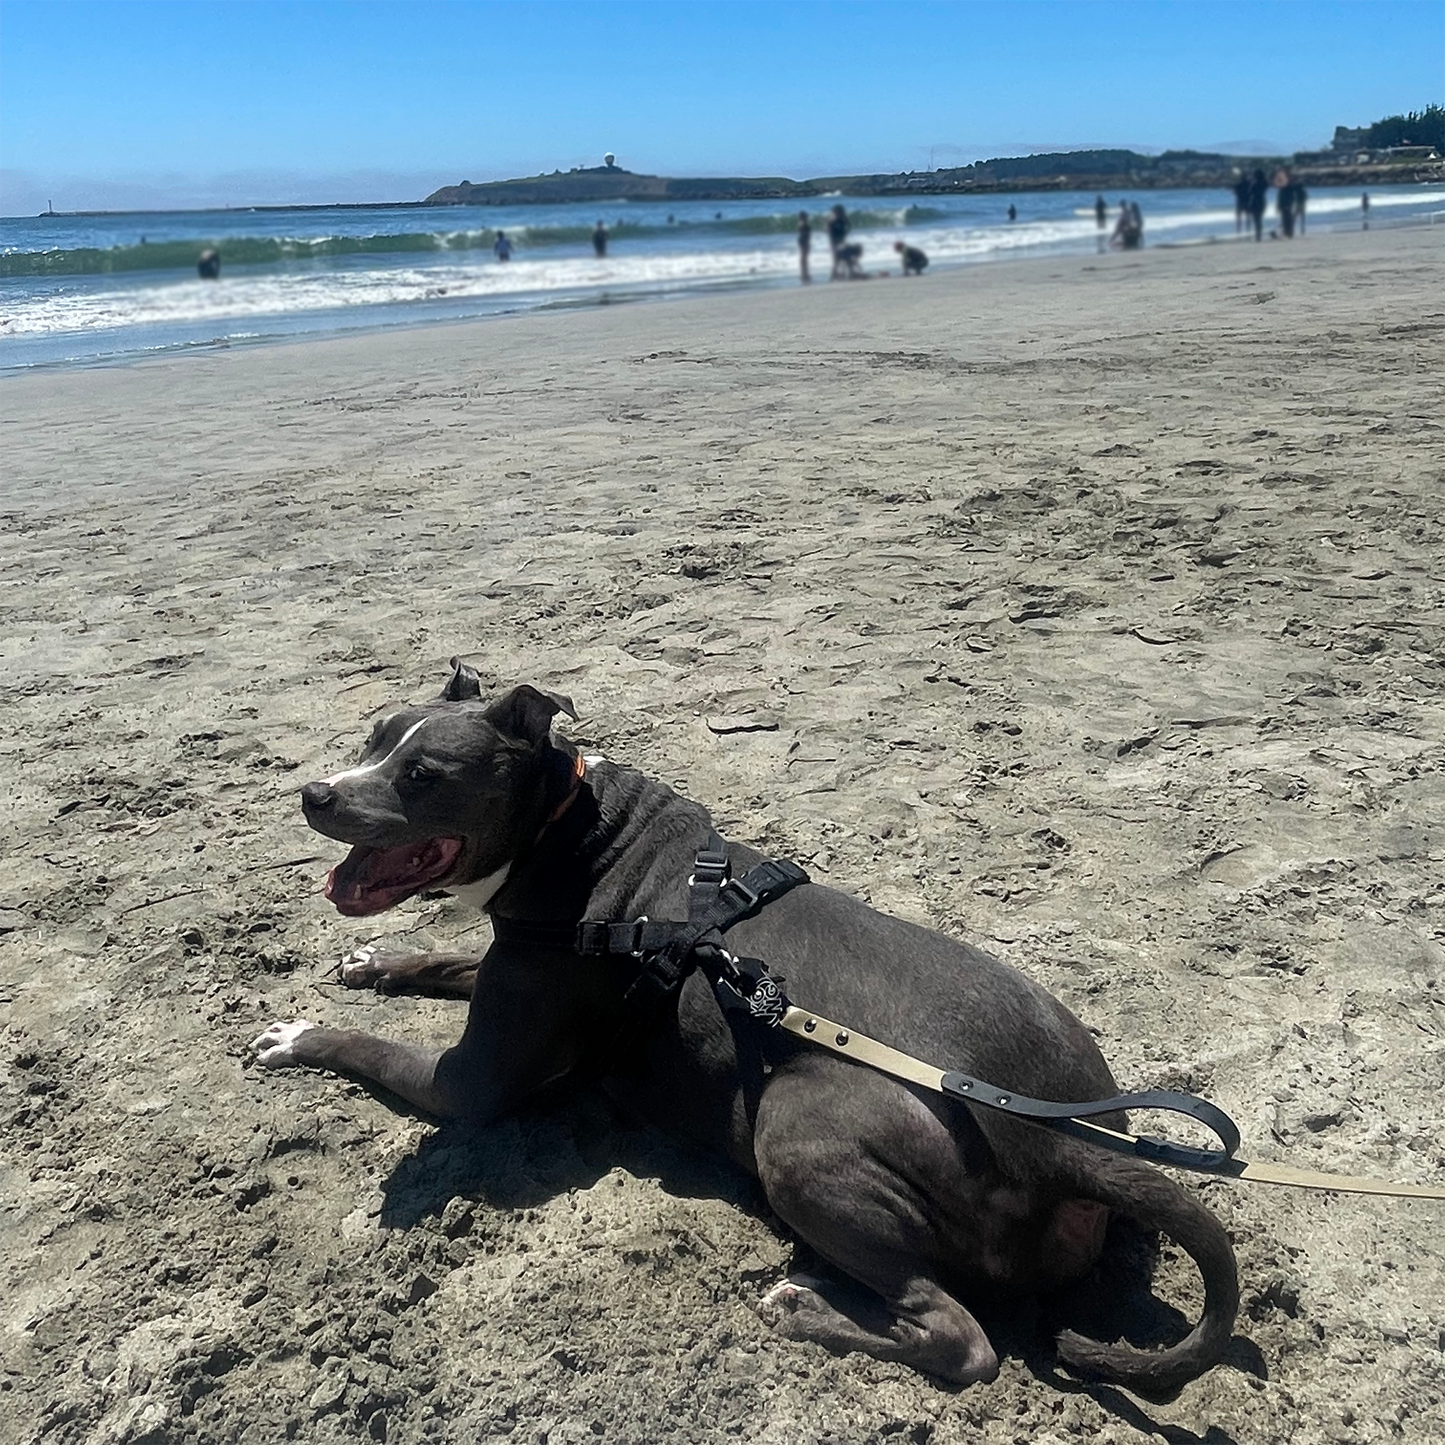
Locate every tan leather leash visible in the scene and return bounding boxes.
[774,1004,1445,1201]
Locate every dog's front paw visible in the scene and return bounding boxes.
[251,1020,317,1068]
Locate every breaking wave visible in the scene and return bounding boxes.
[0,206,950,278]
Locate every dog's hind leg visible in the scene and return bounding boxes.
[760,1270,995,1385]
[752,1059,999,1385]
[338,946,480,998]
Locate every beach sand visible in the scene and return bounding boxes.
[2,226,1443,1445]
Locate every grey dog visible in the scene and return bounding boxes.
[253,660,1238,1390]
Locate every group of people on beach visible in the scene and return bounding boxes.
[1233,168,1309,241]
[795,204,928,283]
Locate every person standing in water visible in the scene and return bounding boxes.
[1007,203,1017,222]
[493,231,513,261]
[1248,168,1268,241]
[797,210,812,283]
[592,220,608,257]
[826,204,850,277]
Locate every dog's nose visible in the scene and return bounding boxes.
[301,781,336,811]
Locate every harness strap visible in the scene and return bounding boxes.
[604,839,810,1058]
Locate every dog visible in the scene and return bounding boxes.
[252,660,1238,1389]
[831,242,866,279]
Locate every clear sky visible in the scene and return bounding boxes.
[1,0,1440,213]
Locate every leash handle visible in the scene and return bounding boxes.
[938,1071,1242,1162]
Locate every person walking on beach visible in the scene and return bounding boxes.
[592,220,608,258]
[1233,172,1250,233]
[1296,182,1307,235]
[1276,170,1297,239]
[826,204,850,279]
[493,230,513,261]
[1247,168,1268,241]
[797,210,812,283]
[1361,191,1370,229]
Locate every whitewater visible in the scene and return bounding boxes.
[2,184,1439,368]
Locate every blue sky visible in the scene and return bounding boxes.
[1,0,1440,213]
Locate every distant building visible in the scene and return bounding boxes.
[1331,126,1368,153]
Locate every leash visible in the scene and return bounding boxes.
[493,840,1445,1202]
[760,1001,1445,1200]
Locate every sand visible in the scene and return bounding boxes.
[2,225,1443,1445]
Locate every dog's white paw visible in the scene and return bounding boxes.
[758,1274,829,1324]
[250,1020,317,1068]
[338,944,378,987]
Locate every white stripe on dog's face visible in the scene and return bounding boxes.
[325,717,430,785]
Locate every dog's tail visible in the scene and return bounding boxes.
[1053,1148,1238,1394]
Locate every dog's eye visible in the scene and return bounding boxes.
[406,763,437,784]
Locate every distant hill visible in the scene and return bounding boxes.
[425,165,813,206]
[426,123,1443,207]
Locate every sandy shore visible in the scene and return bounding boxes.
[2,226,1443,1445]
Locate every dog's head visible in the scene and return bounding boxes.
[299,658,577,916]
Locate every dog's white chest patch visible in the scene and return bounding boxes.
[447,863,511,910]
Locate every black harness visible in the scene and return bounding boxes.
[491,836,1251,1174]
[492,835,806,1051]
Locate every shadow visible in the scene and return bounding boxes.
[1011,1216,1263,1437]
[378,1082,770,1230]
[770,1216,1260,1432]
[373,1090,1262,1431]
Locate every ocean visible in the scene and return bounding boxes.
[2,183,1439,370]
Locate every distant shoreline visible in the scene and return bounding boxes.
[15,162,1440,221]
[420,155,1443,207]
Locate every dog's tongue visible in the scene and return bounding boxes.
[325,837,464,916]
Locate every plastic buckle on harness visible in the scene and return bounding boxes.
[690,846,730,889]
[718,877,759,912]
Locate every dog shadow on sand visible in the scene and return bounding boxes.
[375,1087,1263,1441]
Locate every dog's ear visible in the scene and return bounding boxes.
[484,684,578,744]
[438,656,483,702]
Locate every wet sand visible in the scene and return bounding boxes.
[2,225,1443,1445]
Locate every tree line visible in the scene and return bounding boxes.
[1359,105,1445,150]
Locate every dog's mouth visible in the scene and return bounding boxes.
[324,837,465,916]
